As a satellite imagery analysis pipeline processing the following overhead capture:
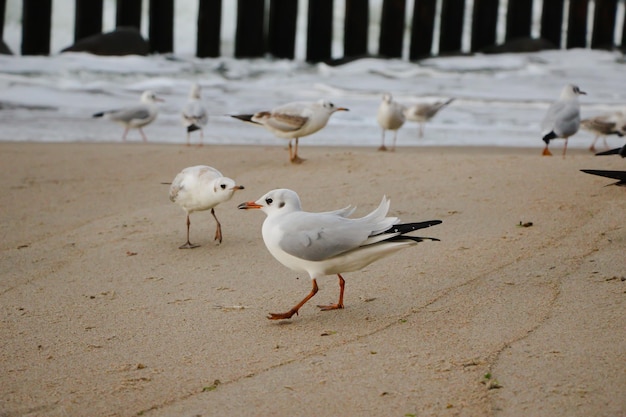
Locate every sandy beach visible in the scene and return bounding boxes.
[1,142,625,417]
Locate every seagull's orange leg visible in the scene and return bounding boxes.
[179,214,200,249]
[562,138,568,158]
[542,145,552,156]
[268,279,319,320]
[318,274,345,311]
[290,138,305,164]
[211,208,222,243]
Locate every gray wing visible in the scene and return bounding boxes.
[541,101,579,135]
[109,105,151,123]
[278,212,373,261]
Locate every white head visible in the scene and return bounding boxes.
[382,93,393,104]
[238,188,302,216]
[560,84,586,100]
[315,99,349,114]
[141,90,164,104]
[212,177,244,202]
[189,83,202,100]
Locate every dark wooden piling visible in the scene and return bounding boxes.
[235,0,266,58]
[591,0,618,49]
[378,0,406,58]
[623,5,626,48]
[470,0,499,51]
[116,0,142,29]
[268,0,298,59]
[21,0,52,55]
[0,0,7,41]
[149,0,174,53]
[566,0,589,48]
[439,0,465,54]
[197,0,222,58]
[344,0,369,57]
[74,0,103,41]
[306,0,333,62]
[505,0,533,41]
[540,0,565,47]
[409,0,436,59]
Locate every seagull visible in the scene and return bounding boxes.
[580,170,626,187]
[377,93,406,151]
[404,98,454,138]
[541,84,586,157]
[169,165,244,249]
[238,189,441,320]
[93,90,163,142]
[580,112,624,152]
[181,83,209,146]
[230,99,349,164]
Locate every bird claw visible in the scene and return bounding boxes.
[290,156,305,164]
[378,145,388,152]
[267,310,298,320]
[317,303,343,311]
[179,242,200,249]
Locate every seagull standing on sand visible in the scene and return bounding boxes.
[404,98,454,138]
[580,112,625,152]
[541,84,586,157]
[93,90,163,142]
[377,93,406,151]
[169,165,244,249]
[230,99,349,164]
[238,189,441,320]
[181,83,209,146]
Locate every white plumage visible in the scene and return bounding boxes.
[181,83,208,146]
[377,93,406,151]
[541,84,585,156]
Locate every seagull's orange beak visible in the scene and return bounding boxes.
[231,185,245,191]
[335,107,349,112]
[238,201,262,210]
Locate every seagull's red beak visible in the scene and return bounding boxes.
[238,201,262,210]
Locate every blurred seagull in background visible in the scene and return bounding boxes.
[93,90,163,142]
[377,93,406,151]
[181,83,208,146]
[230,99,349,164]
[404,98,454,138]
[541,84,585,157]
[580,111,624,152]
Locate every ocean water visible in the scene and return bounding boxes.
[1,0,625,149]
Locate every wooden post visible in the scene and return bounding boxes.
[0,0,7,41]
[566,0,588,48]
[75,0,103,41]
[21,0,52,55]
[591,0,618,49]
[306,0,333,62]
[197,0,222,58]
[235,0,266,58]
[344,0,369,57]
[378,0,406,58]
[268,0,298,59]
[439,0,465,54]
[540,0,565,47]
[149,0,174,53]
[505,0,532,41]
[623,4,626,48]
[116,0,142,29]
[409,0,436,59]
[470,0,499,51]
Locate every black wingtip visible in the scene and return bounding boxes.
[384,220,442,235]
[187,124,201,133]
[542,131,557,144]
[596,146,626,158]
[92,112,104,118]
[230,114,255,123]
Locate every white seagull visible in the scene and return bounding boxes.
[404,98,454,138]
[181,83,209,146]
[230,99,349,164]
[169,165,244,249]
[93,90,163,142]
[580,111,625,152]
[377,93,406,151]
[238,189,441,320]
[541,84,586,157]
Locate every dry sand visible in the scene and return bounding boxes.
[1,142,625,417]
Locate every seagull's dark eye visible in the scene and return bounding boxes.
[279,202,285,208]
[265,198,273,205]
[220,184,226,189]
